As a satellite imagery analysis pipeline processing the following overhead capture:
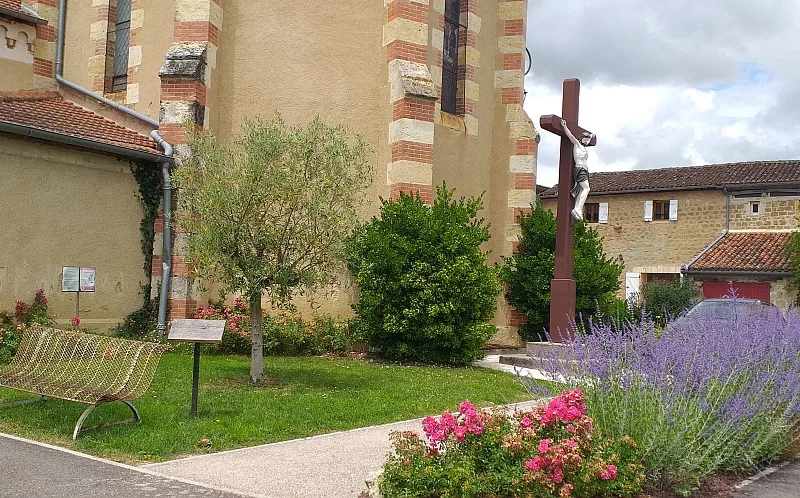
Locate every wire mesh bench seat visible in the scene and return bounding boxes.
[0,327,169,439]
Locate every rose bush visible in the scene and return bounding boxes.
[380,390,644,497]
[0,290,55,364]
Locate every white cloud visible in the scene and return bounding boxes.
[523,0,800,188]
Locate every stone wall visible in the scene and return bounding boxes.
[729,194,800,230]
[541,189,728,292]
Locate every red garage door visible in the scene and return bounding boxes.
[702,282,771,302]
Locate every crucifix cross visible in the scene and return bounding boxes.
[539,78,597,343]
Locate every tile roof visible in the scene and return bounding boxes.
[538,161,800,197]
[0,1,45,23]
[0,90,162,156]
[687,232,795,273]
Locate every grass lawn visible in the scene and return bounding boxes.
[0,353,533,463]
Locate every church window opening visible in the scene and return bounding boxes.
[109,0,131,93]
[441,0,464,115]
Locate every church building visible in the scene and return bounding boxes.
[0,0,537,343]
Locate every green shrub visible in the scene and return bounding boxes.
[14,289,55,327]
[345,184,501,366]
[0,312,21,364]
[264,314,357,357]
[634,278,700,322]
[380,391,645,497]
[500,203,622,340]
[112,293,159,341]
[1,290,57,363]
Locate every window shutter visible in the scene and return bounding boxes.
[599,202,608,224]
[669,200,678,221]
[625,273,641,301]
[644,200,653,222]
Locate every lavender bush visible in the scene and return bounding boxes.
[528,306,800,495]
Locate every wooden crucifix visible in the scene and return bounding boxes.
[539,78,597,343]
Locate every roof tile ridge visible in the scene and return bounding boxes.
[0,90,63,102]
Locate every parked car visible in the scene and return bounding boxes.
[676,298,783,324]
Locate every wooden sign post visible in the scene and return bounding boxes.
[168,319,226,418]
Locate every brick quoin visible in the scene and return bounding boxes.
[35,0,56,6]
[386,40,428,64]
[167,300,198,320]
[161,79,207,106]
[504,19,524,36]
[461,0,478,14]
[509,308,528,326]
[516,139,537,155]
[391,183,434,205]
[503,53,523,70]
[35,24,55,42]
[502,87,522,104]
[514,173,535,190]
[391,141,434,163]
[33,58,53,77]
[151,256,195,278]
[174,21,219,45]
[156,123,190,145]
[456,97,474,115]
[513,207,532,222]
[387,0,429,23]
[392,98,435,122]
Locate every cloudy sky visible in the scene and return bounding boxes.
[523,0,800,188]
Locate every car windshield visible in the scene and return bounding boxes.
[685,300,777,319]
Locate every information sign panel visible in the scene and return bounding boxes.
[79,267,96,292]
[62,267,79,292]
[168,319,226,344]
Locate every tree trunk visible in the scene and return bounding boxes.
[249,293,264,384]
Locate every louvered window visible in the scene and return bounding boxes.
[110,0,131,92]
[441,0,463,115]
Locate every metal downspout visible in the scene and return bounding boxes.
[55,0,174,335]
[151,132,173,336]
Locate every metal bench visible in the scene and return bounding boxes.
[0,327,169,439]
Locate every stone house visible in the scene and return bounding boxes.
[539,161,800,308]
[0,0,538,340]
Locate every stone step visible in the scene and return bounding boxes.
[483,347,528,356]
[498,354,534,368]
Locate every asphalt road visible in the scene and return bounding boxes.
[733,459,800,498]
[0,434,250,498]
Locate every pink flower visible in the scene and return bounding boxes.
[520,416,533,429]
[422,416,447,444]
[71,316,80,328]
[538,438,551,454]
[440,411,457,430]
[551,467,564,484]
[454,426,468,441]
[459,400,476,416]
[599,464,617,480]
[525,455,546,472]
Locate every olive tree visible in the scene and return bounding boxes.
[174,116,372,383]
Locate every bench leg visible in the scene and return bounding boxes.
[73,400,141,440]
[0,395,46,408]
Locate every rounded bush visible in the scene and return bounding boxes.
[346,185,501,365]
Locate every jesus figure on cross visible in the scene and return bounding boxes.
[561,118,595,222]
